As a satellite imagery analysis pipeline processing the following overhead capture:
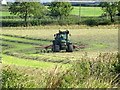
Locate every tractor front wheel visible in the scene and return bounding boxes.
[52,45,60,52]
[66,44,73,52]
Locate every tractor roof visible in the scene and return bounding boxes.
[59,30,69,34]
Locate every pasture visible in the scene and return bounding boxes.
[70,6,103,16]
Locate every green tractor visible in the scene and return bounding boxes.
[52,30,73,52]
[35,30,85,53]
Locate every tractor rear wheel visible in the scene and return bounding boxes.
[66,44,73,52]
[52,45,60,52]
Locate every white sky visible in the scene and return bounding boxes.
[1,0,7,4]
[2,0,97,3]
[2,0,117,3]
[2,0,52,3]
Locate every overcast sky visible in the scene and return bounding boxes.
[3,0,111,4]
[3,0,98,3]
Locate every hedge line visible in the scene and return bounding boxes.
[1,16,119,27]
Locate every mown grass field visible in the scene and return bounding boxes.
[70,6,103,16]
[1,6,103,17]
[2,25,118,65]
[1,25,119,88]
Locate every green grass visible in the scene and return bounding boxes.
[2,55,70,69]
[70,6,103,16]
[1,11,14,16]
[1,35,51,45]
[2,41,35,54]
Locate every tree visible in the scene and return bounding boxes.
[117,1,120,16]
[48,2,73,19]
[9,2,46,26]
[100,2,118,22]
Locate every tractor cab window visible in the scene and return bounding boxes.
[60,34,66,40]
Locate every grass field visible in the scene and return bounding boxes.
[70,6,103,16]
[1,25,119,88]
[1,6,103,17]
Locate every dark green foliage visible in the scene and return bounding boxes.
[45,53,120,88]
[117,1,120,16]
[100,2,118,22]
[9,2,46,26]
[2,20,25,27]
[2,16,116,27]
[83,19,99,26]
[82,18,112,26]
[113,53,120,73]
[2,16,19,19]
[48,2,73,19]
[2,66,36,88]
[98,18,112,25]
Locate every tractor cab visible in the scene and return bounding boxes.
[54,30,69,41]
[52,30,73,52]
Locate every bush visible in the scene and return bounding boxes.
[2,66,36,88]
[99,19,112,25]
[83,18,99,26]
[1,16,118,27]
[113,53,120,73]
[2,21,25,27]
[44,53,120,88]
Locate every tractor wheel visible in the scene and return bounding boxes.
[66,44,73,52]
[52,45,60,52]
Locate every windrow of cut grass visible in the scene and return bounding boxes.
[2,55,70,69]
[1,43,14,50]
[1,34,51,54]
[2,34,52,42]
[2,41,34,53]
[4,51,72,64]
[1,35,51,45]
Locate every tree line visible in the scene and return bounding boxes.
[7,2,120,26]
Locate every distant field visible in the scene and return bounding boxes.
[70,6,103,16]
[0,11,13,16]
[1,6,103,17]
